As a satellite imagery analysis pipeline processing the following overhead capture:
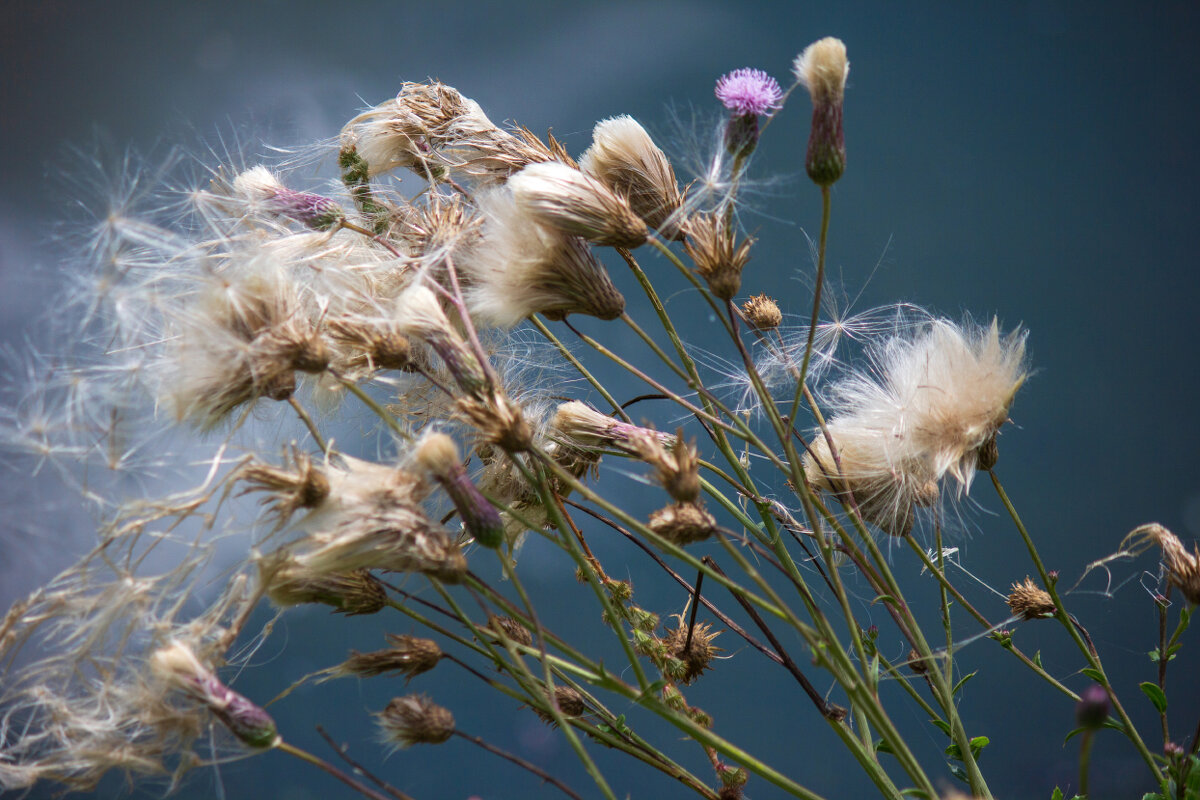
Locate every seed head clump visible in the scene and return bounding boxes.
[580,115,686,239]
[804,318,1026,534]
[377,694,455,748]
[1006,577,1056,621]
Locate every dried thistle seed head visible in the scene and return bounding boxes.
[264,563,387,615]
[170,267,330,428]
[377,694,455,747]
[327,316,416,372]
[683,212,753,300]
[337,634,443,680]
[456,390,533,453]
[292,456,468,581]
[580,115,685,239]
[395,284,491,395]
[240,449,330,524]
[660,616,723,684]
[1007,576,1056,621]
[794,37,850,186]
[231,166,346,231]
[459,187,626,326]
[1128,523,1200,604]
[628,428,701,503]
[742,293,782,330]
[533,685,588,724]
[550,400,673,454]
[150,642,279,749]
[508,161,648,248]
[486,614,533,647]
[648,502,718,545]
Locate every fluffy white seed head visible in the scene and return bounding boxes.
[509,161,647,248]
[414,431,461,477]
[458,188,625,327]
[793,37,850,105]
[806,318,1026,532]
[580,115,685,238]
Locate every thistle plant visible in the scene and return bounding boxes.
[2,35,1198,800]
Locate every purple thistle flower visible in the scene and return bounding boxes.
[715,68,783,117]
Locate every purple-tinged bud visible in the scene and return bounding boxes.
[151,642,279,749]
[233,166,346,231]
[1076,684,1110,730]
[715,68,782,161]
[793,38,849,186]
[1165,741,1185,758]
[416,433,504,548]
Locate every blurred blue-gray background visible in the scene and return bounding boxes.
[2,2,1199,798]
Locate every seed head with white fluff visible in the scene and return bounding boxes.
[805,318,1026,533]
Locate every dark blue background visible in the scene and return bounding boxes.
[2,2,1198,798]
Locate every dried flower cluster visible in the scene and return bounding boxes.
[0,33,1184,800]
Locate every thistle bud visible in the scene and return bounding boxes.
[232,166,346,231]
[1075,684,1110,730]
[486,614,533,647]
[660,617,723,684]
[337,634,443,681]
[648,502,718,545]
[683,212,753,301]
[793,37,849,186]
[1006,576,1056,621]
[534,686,588,724]
[416,432,505,548]
[509,161,648,248]
[742,294,782,330]
[378,694,455,747]
[151,642,279,749]
[714,68,783,161]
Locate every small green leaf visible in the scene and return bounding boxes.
[952,671,978,696]
[876,738,895,755]
[1139,681,1168,713]
[969,735,990,758]
[930,718,952,736]
[949,764,968,783]
[1063,726,1086,744]
[1149,648,1162,663]
[1051,788,1064,800]
[1080,667,1105,682]
[1033,649,1043,667]
[900,789,932,798]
